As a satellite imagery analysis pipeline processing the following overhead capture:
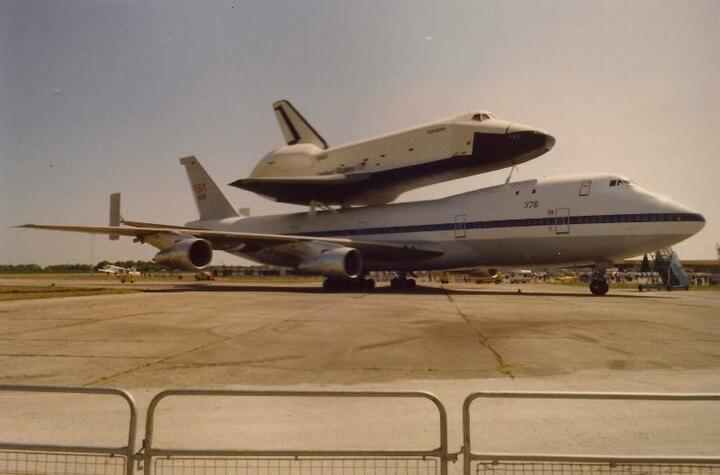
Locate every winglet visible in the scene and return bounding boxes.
[272,100,328,150]
[109,192,121,240]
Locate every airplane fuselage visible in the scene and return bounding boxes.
[191,174,705,272]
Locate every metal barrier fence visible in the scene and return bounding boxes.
[462,392,720,475]
[3,387,720,475]
[0,384,137,475]
[143,390,450,475]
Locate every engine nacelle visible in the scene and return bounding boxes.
[153,238,213,271]
[298,247,363,279]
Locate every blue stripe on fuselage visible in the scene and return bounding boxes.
[300,213,705,238]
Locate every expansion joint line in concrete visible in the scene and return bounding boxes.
[83,296,361,387]
[81,317,300,387]
[82,333,243,387]
[442,290,514,379]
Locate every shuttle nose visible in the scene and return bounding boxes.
[506,123,556,152]
[544,132,556,150]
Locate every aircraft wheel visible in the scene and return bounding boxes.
[361,279,376,291]
[590,280,609,296]
[323,279,339,292]
[390,278,414,290]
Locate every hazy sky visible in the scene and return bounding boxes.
[1,0,718,266]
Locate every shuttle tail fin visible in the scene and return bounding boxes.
[179,156,239,221]
[272,100,328,149]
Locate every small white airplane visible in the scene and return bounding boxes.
[97,264,140,283]
[19,157,704,295]
[230,100,555,206]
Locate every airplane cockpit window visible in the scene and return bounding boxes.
[579,180,592,196]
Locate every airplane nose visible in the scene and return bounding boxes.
[684,210,705,235]
[662,200,706,237]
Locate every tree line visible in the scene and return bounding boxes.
[0,260,167,274]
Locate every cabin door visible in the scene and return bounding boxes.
[454,214,467,238]
[555,208,570,234]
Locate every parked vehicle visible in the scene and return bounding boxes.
[475,274,503,284]
[509,270,533,284]
[195,271,215,281]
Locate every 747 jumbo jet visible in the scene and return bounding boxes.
[19,156,704,295]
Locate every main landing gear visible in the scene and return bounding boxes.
[390,271,417,290]
[589,266,609,296]
[321,272,418,292]
[322,277,375,292]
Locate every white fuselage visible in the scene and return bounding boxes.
[238,112,554,205]
[189,174,705,272]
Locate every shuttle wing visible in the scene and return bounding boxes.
[17,224,443,261]
[230,174,371,204]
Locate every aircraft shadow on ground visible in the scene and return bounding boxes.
[150,283,667,299]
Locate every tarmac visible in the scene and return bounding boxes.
[0,278,719,460]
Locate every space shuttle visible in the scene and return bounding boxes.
[230,100,556,206]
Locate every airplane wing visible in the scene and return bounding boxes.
[229,173,371,205]
[17,224,443,261]
[119,220,200,230]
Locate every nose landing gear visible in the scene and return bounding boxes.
[589,266,609,296]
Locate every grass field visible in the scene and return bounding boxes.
[0,285,138,301]
[0,273,323,283]
[0,274,716,300]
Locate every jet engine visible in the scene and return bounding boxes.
[298,247,363,279]
[153,238,213,270]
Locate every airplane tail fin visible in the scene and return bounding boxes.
[179,156,239,221]
[109,192,121,240]
[273,100,328,149]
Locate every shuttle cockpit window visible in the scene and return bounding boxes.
[472,113,493,122]
[610,178,631,187]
